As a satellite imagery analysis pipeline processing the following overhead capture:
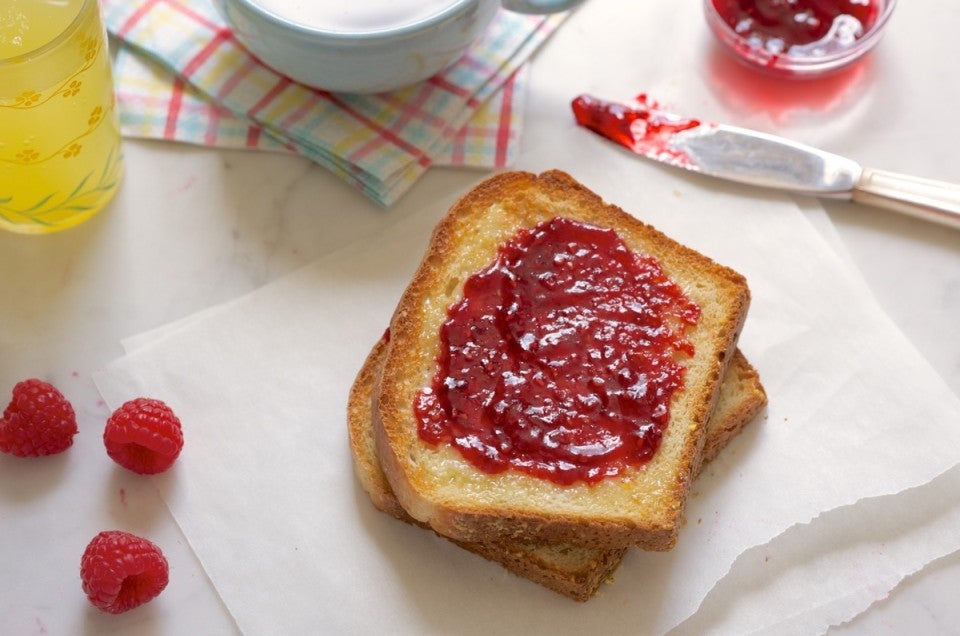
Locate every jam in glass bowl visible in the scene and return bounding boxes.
[704,0,897,77]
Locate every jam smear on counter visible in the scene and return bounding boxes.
[571,94,703,170]
[712,0,880,53]
[414,217,701,486]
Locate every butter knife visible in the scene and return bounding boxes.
[572,94,960,231]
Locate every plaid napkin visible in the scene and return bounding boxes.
[102,0,566,205]
[112,44,529,168]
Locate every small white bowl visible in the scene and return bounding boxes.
[213,0,583,94]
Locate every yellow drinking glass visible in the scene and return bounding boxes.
[0,0,123,234]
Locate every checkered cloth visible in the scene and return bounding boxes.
[103,0,566,205]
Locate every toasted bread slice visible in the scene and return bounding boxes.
[375,170,750,550]
[349,336,767,600]
[374,171,753,550]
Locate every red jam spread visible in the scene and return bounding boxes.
[571,94,702,170]
[712,0,880,53]
[414,217,701,485]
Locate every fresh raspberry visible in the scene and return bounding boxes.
[0,379,78,457]
[103,398,183,475]
[80,530,169,614]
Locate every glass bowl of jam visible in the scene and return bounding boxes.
[704,0,897,77]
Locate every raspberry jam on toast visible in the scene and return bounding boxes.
[415,217,701,485]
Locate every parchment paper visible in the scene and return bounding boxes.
[94,175,960,634]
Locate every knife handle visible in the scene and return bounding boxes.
[852,168,960,231]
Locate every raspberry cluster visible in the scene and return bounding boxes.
[2,378,185,614]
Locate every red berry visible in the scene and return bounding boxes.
[80,530,169,614]
[103,398,183,474]
[0,379,78,457]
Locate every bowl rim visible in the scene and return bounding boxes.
[223,0,476,41]
[703,0,898,75]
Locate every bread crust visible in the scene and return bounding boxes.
[375,170,751,549]
[348,337,766,600]
[700,350,767,465]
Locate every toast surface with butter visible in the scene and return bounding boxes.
[349,336,766,600]
[375,170,750,550]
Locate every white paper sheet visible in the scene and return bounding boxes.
[673,464,960,635]
[94,177,960,634]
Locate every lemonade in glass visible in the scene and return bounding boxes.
[0,0,123,234]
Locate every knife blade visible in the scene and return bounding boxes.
[572,94,960,230]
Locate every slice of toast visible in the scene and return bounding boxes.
[349,336,767,600]
[374,170,751,550]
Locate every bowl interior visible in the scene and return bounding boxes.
[234,0,473,40]
[703,0,897,78]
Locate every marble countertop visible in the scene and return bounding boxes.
[1,0,958,633]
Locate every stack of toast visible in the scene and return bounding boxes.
[347,170,766,600]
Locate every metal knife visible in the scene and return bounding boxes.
[572,94,960,231]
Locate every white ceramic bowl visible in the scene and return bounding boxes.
[213,0,583,94]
